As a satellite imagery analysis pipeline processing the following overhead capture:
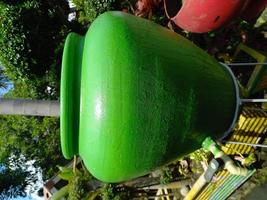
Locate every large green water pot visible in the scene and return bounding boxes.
[60,11,240,183]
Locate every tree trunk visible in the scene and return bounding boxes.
[0,99,60,117]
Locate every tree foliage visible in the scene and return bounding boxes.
[72,0,121,25]
[0,167,29,199]
[0,68,8,89]
[0,113,67,197]
[0,0,69,99]
[0,1,70,198]
[0,102,67,176]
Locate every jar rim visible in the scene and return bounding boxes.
[60,32,84,159]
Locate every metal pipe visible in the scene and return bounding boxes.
[184,137,251,199]
[142,180,191,190]
[226,62,267,66]
[222,140,267,148]
[184,159,219,200]
[0,98,60,116]
[202,137,248,176]
[183,174,206,200]
[241,99,267,103]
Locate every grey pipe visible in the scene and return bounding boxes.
[0,98,60,117]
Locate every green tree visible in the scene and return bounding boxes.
[0,166,30,198]
[72,0,121,25]
[0,85,63,198]
[0,68,62,199]
[0,0,69,99]
[0,1,70,197]
[0,114,66,179]
[0,81,65,178]
[0,68,8,89]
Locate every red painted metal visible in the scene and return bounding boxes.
[164,0,251,33]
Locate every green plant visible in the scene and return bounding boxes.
[160,167,173,185]
[189,148,210,163]
[51,163,93,200]
[0,68,8,89]
[0,0,69,98]
[72,0,120,25]
[102,184,131,200]
[0,165,31,198]
[68,173,88,200]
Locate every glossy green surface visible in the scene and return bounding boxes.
[61,11,238,182]
[60,33,84,159]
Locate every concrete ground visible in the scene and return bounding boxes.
[245,181,267,200]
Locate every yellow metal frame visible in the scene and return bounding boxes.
[195,106,267,200]
[232,43,267,97]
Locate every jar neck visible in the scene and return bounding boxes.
[60,33,85,159]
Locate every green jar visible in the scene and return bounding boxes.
[60,11,239,182]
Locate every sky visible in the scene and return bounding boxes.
[0,75,25,200]
[11,194,41,200]
[0,65,40,200]
[11,197,32,200]
[0,82,13,96]
[16,160,44,200]
[0,63,13,96]
[2,159,44,200]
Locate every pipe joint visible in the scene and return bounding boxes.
[202,137,248,176]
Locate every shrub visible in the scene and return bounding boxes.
[72,0,120,25]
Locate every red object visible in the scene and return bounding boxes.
[135,0,155,16]
[164,0,251,33]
